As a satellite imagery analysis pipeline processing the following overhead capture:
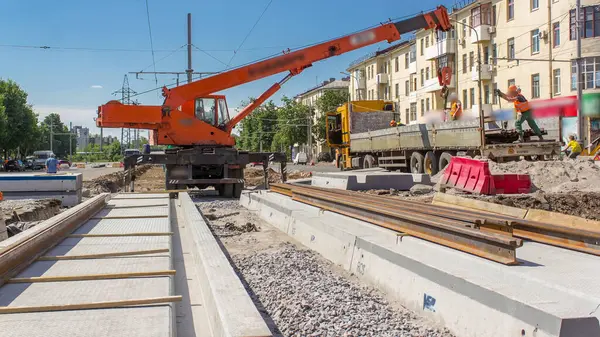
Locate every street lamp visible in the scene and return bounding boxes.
[450,19,485,151]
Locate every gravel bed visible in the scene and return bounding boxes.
[233,245,453,337]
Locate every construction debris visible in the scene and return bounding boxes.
[244,167,311,187]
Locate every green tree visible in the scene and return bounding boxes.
[272,97,310,156]
[313,90,348,142]
[236,99,278,152]
[0,79,39,158]
[38,113,77,159]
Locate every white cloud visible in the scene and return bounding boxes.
[90,85,103,89]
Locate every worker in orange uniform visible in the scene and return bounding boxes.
[448,93,462,121]
[390,119,397,127]
[496,85,543,143]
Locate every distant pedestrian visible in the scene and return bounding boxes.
[564,135,582,159]
[46,154,58,174]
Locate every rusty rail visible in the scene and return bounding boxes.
[271,184,522,265]
[271,183,600,257]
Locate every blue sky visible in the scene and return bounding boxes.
[0,0,453,137]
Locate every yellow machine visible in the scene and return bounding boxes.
[327,100,395,169]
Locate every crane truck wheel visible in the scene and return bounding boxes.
[424,151,438,175]
[410,152,424,174]
[438,152,453,172]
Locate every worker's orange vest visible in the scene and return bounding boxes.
[513,95,530,113]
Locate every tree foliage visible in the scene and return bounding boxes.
[313,90,349,142]
[0,79,40,158]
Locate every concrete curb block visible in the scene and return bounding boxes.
[179,192,271,337]
[243,191,600,337]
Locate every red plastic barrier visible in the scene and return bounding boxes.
[440,157,494,194]
[440,157,531,195]
[120,162,124,168]
[492,174,531,194]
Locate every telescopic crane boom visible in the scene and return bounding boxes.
[97,7,451,147]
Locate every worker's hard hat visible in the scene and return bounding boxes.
[508,85,518,92]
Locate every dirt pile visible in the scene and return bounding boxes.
[433,158,600,193]
[244,167,312,187]
[84,165,153,194]
[1,199,62,226]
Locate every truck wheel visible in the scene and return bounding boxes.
[424,151,438,175]
[438,152,453,172]
[363,155,375,169]
[410,152,424,174]
[233,183,243,198]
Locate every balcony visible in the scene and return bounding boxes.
[470,25,491,44]
[376,73,389,85]
[408,60,417,74]
[425,39,456,61]
[422,77,456,93]
[471,64,493,82]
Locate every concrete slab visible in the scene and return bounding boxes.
[311,171,431,191]
[243,191,600,337]
[0,173,83,206]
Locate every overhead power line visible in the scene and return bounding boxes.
[144,0,159,92]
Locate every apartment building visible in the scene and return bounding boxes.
[347,0,600,140]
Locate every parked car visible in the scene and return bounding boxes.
[23,159,35,170]
[4,159,25,172]
[293,152,308,165]
[58,159,71,167]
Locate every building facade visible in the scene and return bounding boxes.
[295,77,350,156]
[347,0,600,143]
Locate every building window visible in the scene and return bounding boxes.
[531,0,539,11]
[420,39,424,56]
[462,54,467,73]
[571,57,600,90]
[405,53,409,69]
[421,69,424,87]
[570,7,600,40]
[471,3,491,27]
[470,88,475,108]
[425,36,429,48]
[425,67,430,80]
[426,98,430,112]
[405,109,409,124]
[553,22,560,47]
[531,29,540,54]
[531,74,540,98]
[410,44,416,63]
[405,80,410,95]
[420,99,425,117]
[492,5,497,26]
[507,38,515,60]
[410,103,417,121]
[395,83,399,99]
[385,85,390,99]
[507,0,514,21]
[395,57,399,72]
[463,89,468,108]
[462,19,467,38]
[492,83,498,104]
[469,51,474,69]
[484,84,490,104]
[483,46,489,64]
[553,69,561,95]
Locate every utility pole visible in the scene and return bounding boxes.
[187,13,193,84]
[112,74,138,152]
[576,0,584,145]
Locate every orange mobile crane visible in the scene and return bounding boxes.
[97,7,451,196]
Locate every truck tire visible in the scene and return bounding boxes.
[438,152,453,172]
[233,183,243,198]
[424,151,438,175]
[363,155,375,169]
[410,152,424,174]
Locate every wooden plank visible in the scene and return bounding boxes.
[525,209,600,232]
[68,232,173,238]
[432,192,528,219]
[0,296,183,314]
[8,270,176,283]
[38,248,170,261]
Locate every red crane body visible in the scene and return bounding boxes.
[97,7,451,147]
